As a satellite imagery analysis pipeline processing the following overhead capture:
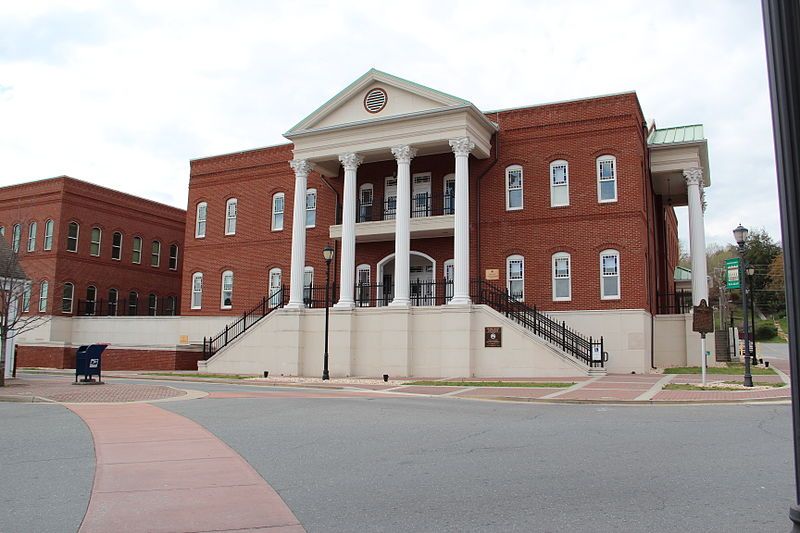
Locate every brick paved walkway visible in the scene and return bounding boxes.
[0,378,186,403]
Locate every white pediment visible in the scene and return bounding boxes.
[285,69,472,136]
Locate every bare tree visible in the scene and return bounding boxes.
[0,238,49,386]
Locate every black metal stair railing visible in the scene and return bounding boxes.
[202,286,287,359]
[471,280,605,368]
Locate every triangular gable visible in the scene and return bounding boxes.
[285,68,472,136]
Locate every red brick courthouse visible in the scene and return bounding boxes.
[6,70,711,376]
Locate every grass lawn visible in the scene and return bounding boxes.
[723,380,785,388]
[663,363,776,376]
[406,380,575,388]
[146,372,254,380]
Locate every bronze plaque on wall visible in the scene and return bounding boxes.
[485,269,500,280]
[485,327,502,347]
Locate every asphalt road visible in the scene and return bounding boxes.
[0,378,795,532]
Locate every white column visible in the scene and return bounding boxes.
[684,167,709,305]
[449,137,475,305]
[390,145,417,307]
[335,152,363,308]
[287,159,313,308]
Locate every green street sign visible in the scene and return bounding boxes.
[725,258,741,289]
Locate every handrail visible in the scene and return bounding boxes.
[202,286,287,359]
[471,280,605,368]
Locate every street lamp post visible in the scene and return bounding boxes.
[322,244,334,381]
[746,265,758,365]
[734,224,754,387]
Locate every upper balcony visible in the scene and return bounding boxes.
[329,192,454,243]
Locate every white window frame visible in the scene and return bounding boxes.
[39,280,49,313]
[356,264,370,305]
[597,155,618,203]
[85,285,97,315]
[306,189,317,228]
[600,249,621,300]
[195,202,207,238]
[148,293,158,316]
[443,174,455,215]
[90,227,102,257]
[359,184,374,222]
[108,288,119,316]
[225,198,237,235]
[268,268,282,307]
[11,224,21,253]
[27,222,37,252]
[304,266,314,305]
[552,252,572,302]
[132,236,142,264]
[505,165,524,211]
[128,291,139,316]
[443,259,454,302]
[111,232,123,261]
[151,240,161,267]
[191,272,203,309]
[169,244,179,271]
[506,255,525,301]
[62,282,74,314]
[272,193,285,231]
[66,222,79,253]
[221,270,234,309]
[550,160,570,207]
[22,284,31,312]
[43,219,53,250]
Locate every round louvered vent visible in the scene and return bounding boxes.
[364,88,388,113]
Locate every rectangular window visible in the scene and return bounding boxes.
[272,194,284,231]
[43,220,53,250]
[151,241,161,267]
[551,162,569,207]
[601,252,620,299]
[169,245,178,271]
[598,158,617,202]
[22,284,31,312]
[196,202,207,238]
[225,199,237,235]
[27,222,37,252]
[90,228,101,256]
[306,190,317,228]
[191,274,203,309]
[359,186,373,222]
[221,271,233,308]
[39,281,49,313]
[112,232,122,260]
[148,294,158,316]
[506,167,523,210]
[553,255,571,301]
[66,223,78,252]
[507,257,524,301]
[132,237,142,264]
[62,283,74,313]
[12,225,21,252]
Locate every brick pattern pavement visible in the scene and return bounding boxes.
[1,378,186,403]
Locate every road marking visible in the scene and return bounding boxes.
[634,374,675,401]
[540,376,603,399]
[441,387,478,397]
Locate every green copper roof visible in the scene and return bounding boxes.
[648,124,705,145]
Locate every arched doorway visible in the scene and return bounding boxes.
[377,251,437,306]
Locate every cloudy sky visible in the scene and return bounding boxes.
[0,0,780,247]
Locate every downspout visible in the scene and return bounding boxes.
[320,173,341,295]
[476,114,501,282]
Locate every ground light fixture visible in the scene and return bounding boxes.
[734,224,754,387]
[322,244,334,380]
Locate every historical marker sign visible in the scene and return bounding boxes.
[692,299,714,335]
[725,258,741,289]
[485,269,500,281]
[485,327,502,347]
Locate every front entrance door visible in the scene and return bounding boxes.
[412,174,431,217]
[409,257,434,305]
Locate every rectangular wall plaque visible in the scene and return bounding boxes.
[485,269,500,280]
[485,327,502,347]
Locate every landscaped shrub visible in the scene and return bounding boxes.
[755,323,778,341]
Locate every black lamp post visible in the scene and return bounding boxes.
[746,264,758,365]
[734,224,754,387]
[322,244,334,381]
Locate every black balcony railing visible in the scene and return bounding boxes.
[76,297,179,317]
[202,286,287,359]
[355,192,455,223]
[657,290,693,314]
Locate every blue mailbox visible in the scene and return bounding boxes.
[75,344,108,383]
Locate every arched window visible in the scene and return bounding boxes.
[505,165,523,210]
[552,252,572,301]
[112,232,123,260]
[597,155,618,203]
[356,264,370,306]
[62,282,74,313]
[132,236,142,264]
[21,284,31,313]
[66,222,79,252]
[306,189,317,228]
[191,273,203,309]
[304,266,314,306]
[90,227,102,256]
[108,288,118,316]
[225,198,237,235]
[43,219,54,250]
[358,184,374,222]
[600,249,621,299]
[444,259,455,303]
[128,291,139,315]
[148,293,158,316]
[550,160,569,207]
[268,268,282,307]
[165,296,177,316]
[27,221,37,252]
[85,285,97,315]
[506,255,524,301]
[272,193,285,231]
[169,244,179,270]
[39,280,49,313]
[221,270,233,309]
[11,224,21,252]
[195,202,207,238]
[151,240,161,267]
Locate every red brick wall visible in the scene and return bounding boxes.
[0,177,185,317]
[181,92,663,316]
[17,345,203,371]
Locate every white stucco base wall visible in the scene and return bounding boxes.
[653,313,717,368]
[200,305,607,378]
